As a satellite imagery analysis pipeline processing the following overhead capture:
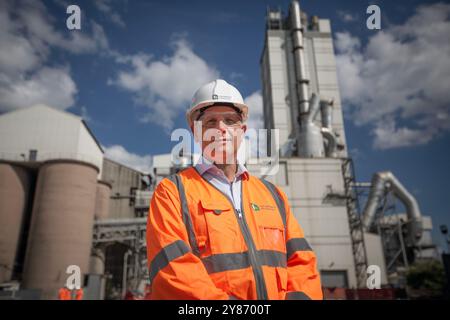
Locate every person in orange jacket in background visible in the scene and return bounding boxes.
[146,79,323,300]
[58,287,71,300]
[58,286,83,300]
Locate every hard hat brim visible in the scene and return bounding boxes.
[187,100,248,128]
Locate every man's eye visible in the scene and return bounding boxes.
[205,120,216,126]
[225,117,240,125]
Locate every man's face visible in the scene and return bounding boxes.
[193,105,247,164]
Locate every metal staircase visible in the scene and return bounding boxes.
[341,158,368,288]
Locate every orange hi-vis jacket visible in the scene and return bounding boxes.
[146,166,323,300]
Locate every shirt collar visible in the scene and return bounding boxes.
[195,155,249,180]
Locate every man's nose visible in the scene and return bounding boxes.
[218,120,228,132]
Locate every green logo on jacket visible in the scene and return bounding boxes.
[251,203,260,212]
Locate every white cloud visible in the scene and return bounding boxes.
[334,32,361,55]
[372,118,436,149]
[337,10,358,22]
[335,3,450,149]
[94,0,126,28]
[0,0,109,113]
[111,38,220,131]
[243,91,266,158]
[244,91,264,130]
[16,1,109,54]
[0,67,77,112]
[103,145,152,173]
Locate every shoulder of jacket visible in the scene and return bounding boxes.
[157,167,196,188]
[256,177,287,198]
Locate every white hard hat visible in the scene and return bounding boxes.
[186,79,248,128]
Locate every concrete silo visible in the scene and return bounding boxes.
[94,181,111,221]
[22,160,98,299]
[0,163,31,283]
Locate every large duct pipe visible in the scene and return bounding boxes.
[320,99,338,157]
[306,93,320,123]
[320,99,334,129]
[362,171,423,246]
[321,128,337,158]
[290,0,309,114]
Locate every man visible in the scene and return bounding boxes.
[146,79,322,300]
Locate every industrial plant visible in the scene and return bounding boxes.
[0,1,443,300]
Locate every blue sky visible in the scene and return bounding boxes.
[1,0,449,248]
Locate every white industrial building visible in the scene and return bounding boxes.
[0,104,148,299]
[0,0,440,300]
[0,104,104,177]
[257,3,360,288]
[255,1,438,290]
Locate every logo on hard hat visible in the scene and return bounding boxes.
[212,94,232,100]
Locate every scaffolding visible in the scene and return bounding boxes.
[341,158,368,288]
[92,218,148,299]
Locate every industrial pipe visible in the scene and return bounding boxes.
[122,250,132,299]
[321,127,337,158]
[290,0,309,114]
[362,171,423,246]
[306,93,320,123]
[320,98,334,129]
[320,99,338,157]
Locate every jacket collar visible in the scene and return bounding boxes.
[195,155,249,180]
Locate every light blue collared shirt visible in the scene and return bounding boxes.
[194,156,248,211]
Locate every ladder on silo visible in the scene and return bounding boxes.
[341,158,368,288]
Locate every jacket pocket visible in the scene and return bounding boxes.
[276,267,288,296]
[257,217,286,253]
[200,200,243,254]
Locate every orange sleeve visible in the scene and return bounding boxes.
[277,187,323,300]
[146,178,229,300]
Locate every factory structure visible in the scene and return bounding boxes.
[0,105,152,299]
[256,1,437,293]
[0,1,440,300]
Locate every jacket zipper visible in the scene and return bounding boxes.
[236,191,268,300]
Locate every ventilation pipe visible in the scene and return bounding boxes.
[320,99,338,157]
[362,171,423,246]
[290,1,324,158]
[290,1,340,158]
[290,0,309,115]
